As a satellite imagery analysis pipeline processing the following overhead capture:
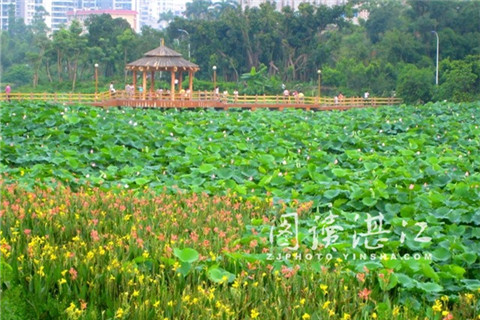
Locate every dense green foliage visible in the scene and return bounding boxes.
[1,0,479,101]
[2,101,480,296]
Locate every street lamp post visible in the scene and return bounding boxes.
[94,63,99,97]
[178,29,190,60]
[317,69,321,100]
[431,31,439,86]
[213,65,217,95]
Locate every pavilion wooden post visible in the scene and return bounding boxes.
[150,71,155,99]
[142,70,147,100]
[170,70,176,101]
[132,70,137,98]
[188,71,193,93]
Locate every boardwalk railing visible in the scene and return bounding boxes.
[0,92,110,104]
[0,91,402,110]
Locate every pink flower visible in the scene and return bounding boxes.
[23,229,32,236]
[90,230,100,242]
[409,184,415,190]
[356,272,366,283]
[249,240,258,248]
[190,231,199,243]
[358,288,372,300]
[69,268,78,280]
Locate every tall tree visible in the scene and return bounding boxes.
[85,14,131,77]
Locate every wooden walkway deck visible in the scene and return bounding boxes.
[1,91,402,111]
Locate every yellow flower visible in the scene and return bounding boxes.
[37,266,45,277]
[465,293,474,303]
[142,250,149,258]
[342,314,351,320]
[372,312,377,319]
[392,306,400,316]
[232,279,240,288]
[250,308,260,319]
[58,278,67,285]
[432,300,442,313]
[442,310,449,316]
[167,300,174,307]
[302,313,311,320]
[172,261,180,271]
[300,298,306,305]
[441,295,449,302]
[322,301,331,310]
[209,251,216,261]
[132,290,139,297]
[329,309,335,316]
[115,307,124,319]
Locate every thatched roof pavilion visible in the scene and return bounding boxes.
[126,40,199,100]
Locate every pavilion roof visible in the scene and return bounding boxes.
[126,45,199,72]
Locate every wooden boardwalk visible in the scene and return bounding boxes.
[1,91,402,111]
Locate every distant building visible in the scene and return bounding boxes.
[0,0,16,30]
[114,0,139,11]
[140,0,187,30]
[51,0,75,31]
[1,0,75,32]
[67,9,138,31]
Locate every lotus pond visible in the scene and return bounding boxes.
[1,101,479,319]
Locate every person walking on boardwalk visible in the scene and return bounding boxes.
[5,84,11,102]
[109,82,116,97]
[338,92,344,104]
[233,89,239,102]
